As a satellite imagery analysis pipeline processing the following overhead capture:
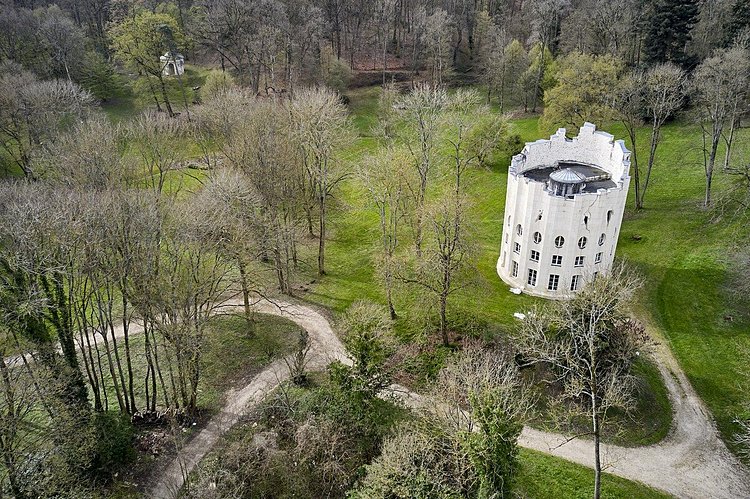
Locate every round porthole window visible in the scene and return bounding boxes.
[533,232,542,244]
[598,233,606,246]
[554,236,565,248]
[578,236,587,249]
[516,224,523,236]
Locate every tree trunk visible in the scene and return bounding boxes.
[532,43,545,113]
[705,132,720,207]
[0,354,24,499]
[639,125,660,208]
[626,126,641,210]
[318,193,326,275]
[723,112,738,171]
[122,295,137,414]
[593,407,601,499]
[439,290,449,346]
[238,259,254,324]
[158,76,175,117]
[146,76,163,113]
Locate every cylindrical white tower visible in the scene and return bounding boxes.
[497,122,631,299]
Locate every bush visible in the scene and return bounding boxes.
[91,412,135,480]
[200,70,237,101]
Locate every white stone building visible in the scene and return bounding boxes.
[160,52,185,76]
[497,122,631,298]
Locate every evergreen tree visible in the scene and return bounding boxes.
[723,0,750,47]
[643,0,699,67]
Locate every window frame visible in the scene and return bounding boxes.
[570,275,581,291]
[527,268,537,286]
[548,274,559,291]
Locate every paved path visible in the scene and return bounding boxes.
[42,297,746,498]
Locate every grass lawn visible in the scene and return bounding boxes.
[302,85,750,458]
[516,448,671,499]
[101,64,210,123]
[302,86,678,446]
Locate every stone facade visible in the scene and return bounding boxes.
[160,52,185,76]
[497,122,631,298]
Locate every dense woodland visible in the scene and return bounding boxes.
[1,0,750,497]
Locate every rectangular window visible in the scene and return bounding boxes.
[551,255,562,266]
[548,274,559,291]
[595,252,602,264]
[530,250,540,262]
[574,256,585,267]
[514,242,521,254]
[593,271,600,280]
[571,275,581,291]
[527,269,537,286]
[511,261,519,278]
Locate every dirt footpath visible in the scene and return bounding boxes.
[143,298,749,498]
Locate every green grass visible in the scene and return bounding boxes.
[101,64,210,123]
[516,448,672,498]
[302,86,677,447]
[530,357,673,447]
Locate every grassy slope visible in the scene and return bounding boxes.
[306,87,673,440]
[517,449,671,499]
[321,87,750,455]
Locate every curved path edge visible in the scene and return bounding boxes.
[144,298,748,498]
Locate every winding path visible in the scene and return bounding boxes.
[140,298,748,498]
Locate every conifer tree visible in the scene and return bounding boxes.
[643,0,699,67]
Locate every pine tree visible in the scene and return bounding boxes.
[723,0,750,47]
[643,0,700,67]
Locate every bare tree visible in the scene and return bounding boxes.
[127,111,189,195]
[640,63,686,208]
[395,83,448,257]
[436,347,534,498]
[692,46,750,207]
[423,9,453,85]
[721,46,750,172]
[516,264,649,499]
[612,70,645,209]
[0,63,95,179]
[354,347,532,497]
[288,86,351,276]
[360,147,412,319]
[32,116,135,189]
[525,0,570,112]
[398,193,474,345]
